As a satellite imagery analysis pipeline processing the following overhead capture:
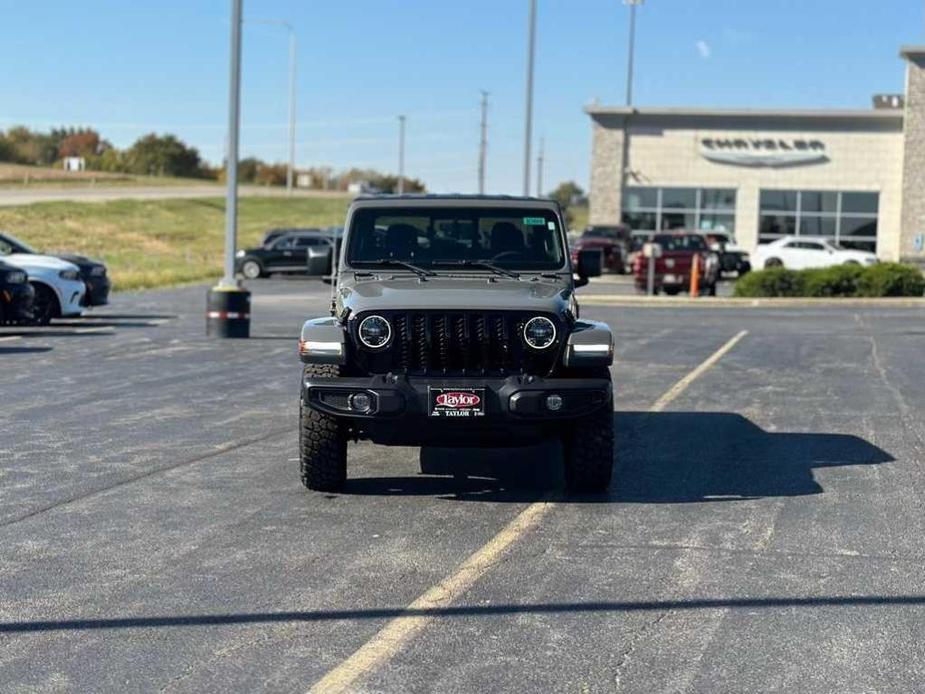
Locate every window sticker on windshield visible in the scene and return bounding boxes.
[547,221,556,230]
[523,217,545,226]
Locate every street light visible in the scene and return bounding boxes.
[523,0,537,196]
[247,18,297,195]
[620,0,643,249]
[623,0,643,107]
[207,0,250,338]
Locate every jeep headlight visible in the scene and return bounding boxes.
[523,316,557,350]
[59,269,80,281]
[358,315,391,349]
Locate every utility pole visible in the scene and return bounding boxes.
[397,115,406,195]
[222,0,243,289]
[207,0,250,339]
[536,137,545,197]
[478,90,489,195]
[620,0,644,228]
[522,0,537,196]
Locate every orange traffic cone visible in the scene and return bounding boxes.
[690,254,700,298]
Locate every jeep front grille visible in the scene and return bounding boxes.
[351,310,564,377]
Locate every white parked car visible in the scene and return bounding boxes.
[0,239,85,324]
[752,236,878,270]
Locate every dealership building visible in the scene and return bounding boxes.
[586,46,925,263]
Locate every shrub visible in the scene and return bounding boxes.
[733,262,925,298]
[733,268,806,297]
[857,263,925,297]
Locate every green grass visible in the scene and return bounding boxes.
[0,196,350,291]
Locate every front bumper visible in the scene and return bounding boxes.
[81,274,111,306]
[303,373,612,444]
[1,282,35,321]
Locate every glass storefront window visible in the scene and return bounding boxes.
[622,187,737,234]
[624,187,658,209]
[698,213,735,233]
[757,189,879,251]
[661,188,697,209]
[841,192,879,214]
[701,189,736,210]
[621,211,657,230]
[759,190,798,212]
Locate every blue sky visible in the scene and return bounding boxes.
[0,0,922,193]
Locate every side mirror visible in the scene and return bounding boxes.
[576,248,603,279]
[305,245,331,276]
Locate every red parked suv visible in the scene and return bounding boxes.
[632,232,719,296]
[570,225,628,274]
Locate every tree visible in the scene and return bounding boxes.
[237,157,262,183]
[124,133,204,178]
[548,181,587,227]
[58,129,102,159]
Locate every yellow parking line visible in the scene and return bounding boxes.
[307,329,750,694]
[650,330,748,412]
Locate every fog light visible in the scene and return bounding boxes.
[349,392,372,412]
[546,394,563,411]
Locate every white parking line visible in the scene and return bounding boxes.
[0,335,22,343]
[307,329,751,694]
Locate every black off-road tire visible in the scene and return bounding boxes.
[563,376,614,493]
[299,364,347,491]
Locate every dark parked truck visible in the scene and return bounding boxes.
[297,195,615,492]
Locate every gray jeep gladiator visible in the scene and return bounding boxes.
[298,195,615,492]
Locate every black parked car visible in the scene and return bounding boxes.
[236,230,341,279]
[0,231,111,306]
[262,227,323,246]
[0,260,35,324]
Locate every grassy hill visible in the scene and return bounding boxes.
[0,196,351,290]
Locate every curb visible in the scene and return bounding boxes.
[579,295,925,308]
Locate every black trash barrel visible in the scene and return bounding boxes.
[206,286,251,338]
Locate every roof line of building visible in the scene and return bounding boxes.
[583,105,903,120]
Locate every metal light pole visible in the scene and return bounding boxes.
[478,90,489,194]
[536,137,545,197]
[522,0,537,196]
[248,19,297,195]
[397,115,406,194]
[207,0,250,338]
[620,0,643,230]
[624,0,643,107]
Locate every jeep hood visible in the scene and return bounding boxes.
[338,276,571,314]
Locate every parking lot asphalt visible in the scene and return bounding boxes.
[3,278,925,692]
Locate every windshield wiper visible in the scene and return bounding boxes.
[431,259,520,279]
[353,258,435,278]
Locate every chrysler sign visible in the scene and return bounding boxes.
[700,137,828,167]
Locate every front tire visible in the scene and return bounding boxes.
[31,283,60,325]
[299,364,348,491]
[563,382,614,493]
[241,259,264,279]
[764,258,783,269]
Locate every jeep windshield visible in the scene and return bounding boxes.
[347,207,566,272]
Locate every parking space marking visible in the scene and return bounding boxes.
[307,329,750,694]
[0,336,22,343]
[650,330,748,412]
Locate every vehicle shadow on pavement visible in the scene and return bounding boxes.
[341,444,562,502]
[614,411,894,503]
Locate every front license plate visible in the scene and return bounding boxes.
[663,274,678,283]
[429,388,486,418]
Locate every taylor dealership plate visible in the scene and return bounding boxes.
[428,388,486,418]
